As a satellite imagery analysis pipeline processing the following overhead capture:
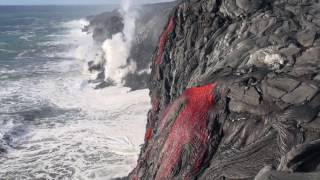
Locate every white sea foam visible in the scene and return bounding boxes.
[46,34,66,38]
[138,67,152,75]
[0,49,15,53]
[61,19,89,29]
[58,19,103,67]
[0,68,17,75]
[19,34,35,41]
[37,41,64,47]
[0,57,150,179]
[2,30,21,36]
[15,49,36,59]
[0,16,150,179]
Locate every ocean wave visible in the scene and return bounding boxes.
[0,68,17,75]
[0,15,148,179]
[19,34,35,41]
[13,17,42,21]
[60,19,89,29]
[40,19,99,62]
[0,49,16,54]
[37,41,65,47]
[46,34,67,38]
[0,63,149,179]
[15,50,36,59]
[1,30,22,36]
[0,114,147,179]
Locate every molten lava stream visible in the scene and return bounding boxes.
[155,83,217,180]
[155,17,175,65]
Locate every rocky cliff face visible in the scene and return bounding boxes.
[130,0,320,179]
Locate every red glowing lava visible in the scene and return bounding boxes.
[155,83,217,179]
[155,17,175,65]
[144,128,153,141]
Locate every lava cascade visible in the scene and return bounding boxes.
[155,83,217,179]
[155,17,175,65]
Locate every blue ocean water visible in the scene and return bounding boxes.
[0,5,149,180]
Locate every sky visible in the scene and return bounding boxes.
[0,0,174,5]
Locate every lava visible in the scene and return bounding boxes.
[144,128,153,141]
[155,17,175,65]
[155,83,217,179]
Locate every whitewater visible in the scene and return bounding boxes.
[0,6,149,179]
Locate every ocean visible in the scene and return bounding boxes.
[0,5,149,180]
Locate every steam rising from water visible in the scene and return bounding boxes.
[102,0,137,85]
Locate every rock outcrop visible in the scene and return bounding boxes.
[84,2,176,89]
[130,0,320,179]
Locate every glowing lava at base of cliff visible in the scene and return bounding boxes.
[155,83,217,180]
[155,17,175,65]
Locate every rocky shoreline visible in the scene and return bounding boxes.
[84,2,176,90]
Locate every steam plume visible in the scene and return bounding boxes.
[102,0,137,85]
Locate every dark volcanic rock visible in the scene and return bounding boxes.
[87,11,123,42]
[85,2,176,90]
[129,0,320,179]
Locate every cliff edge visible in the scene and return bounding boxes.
[130,0,320,179]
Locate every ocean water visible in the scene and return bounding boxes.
[0,6,149,180]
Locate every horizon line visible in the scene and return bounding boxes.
[0,4,119,6]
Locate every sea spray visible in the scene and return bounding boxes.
[102,0,138,85]
[60,19,106,82]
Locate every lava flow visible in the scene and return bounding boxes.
[155,83,217,179]
[144,128,153,141]
[155,17,175,65]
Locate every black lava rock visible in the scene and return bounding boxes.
[130,0,320,179]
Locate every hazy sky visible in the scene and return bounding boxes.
[0,0,174,5]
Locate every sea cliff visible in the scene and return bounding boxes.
[129,0,320,179]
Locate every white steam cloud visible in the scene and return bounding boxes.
[102,0,137,85]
